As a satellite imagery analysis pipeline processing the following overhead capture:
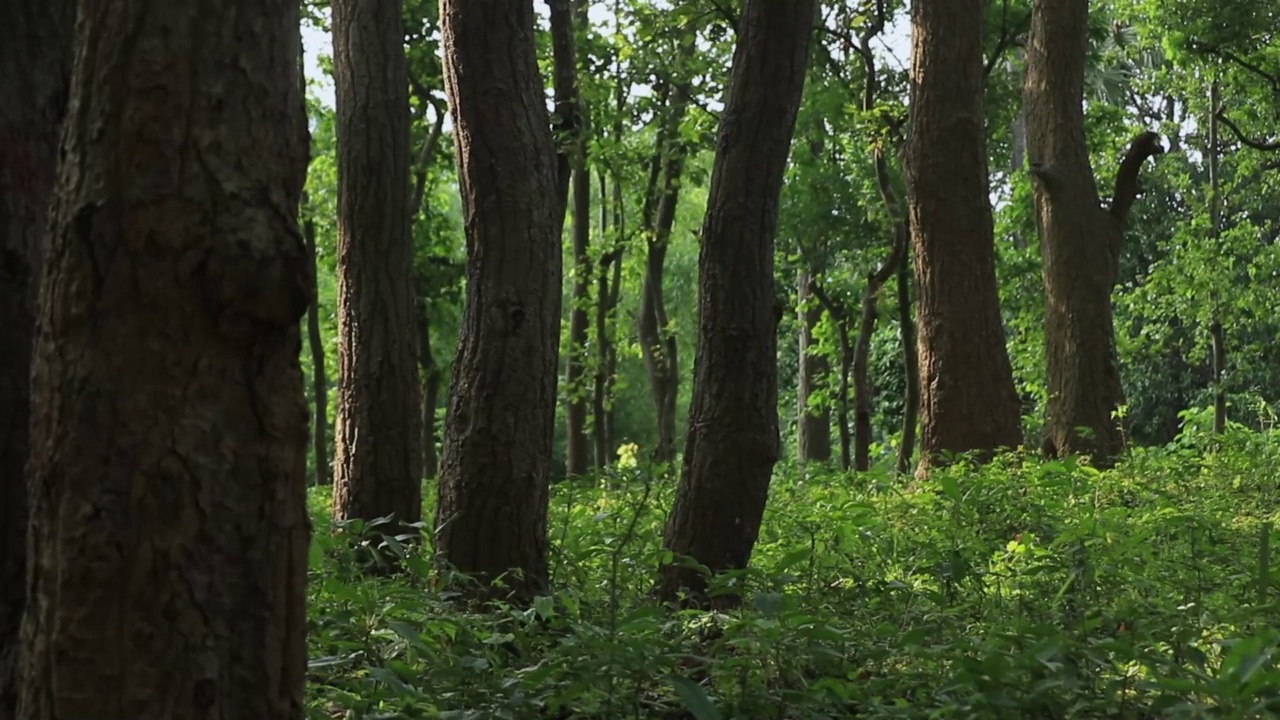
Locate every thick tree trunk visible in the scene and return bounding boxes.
[1024,0,1162,467]
[796,270,832,463]
[896,247,920,474]
[436,0,562,602]
[331,0,422,526]
[658,0,816,608]
[0,2,71,712]
[16,0,311,715]
[906,0,1023,473]
[303,201,331,487]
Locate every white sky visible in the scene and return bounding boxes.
[300,6,911,110]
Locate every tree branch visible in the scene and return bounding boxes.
[1187,40,1279,92]
[1215,109,1280,152]
[1109,130,1164,223]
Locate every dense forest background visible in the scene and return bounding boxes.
[300,0,1277,478]
[2,0,1278,717]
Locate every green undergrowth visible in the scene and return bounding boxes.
[305,427,1280,719]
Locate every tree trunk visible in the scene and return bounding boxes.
[593,230,622,468]
[302,199,331,487]
[17,0,311,715]
[658,0,816,608]
[416,291,440,479]
[331,0,422,526]
[1208,79,1226,435]
[836,315,853,470]
[0,1,71,712]
[436,0,562,602]
[1023,0,1163,467]
[851,25,908,474]
[896,248,920,474]
[409,99,447,481]
[906,0,1023,473]
[796,270,832,463]
[550,0,591,477]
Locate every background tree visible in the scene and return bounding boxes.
[658,0,817,607]
[1024,0,1163,467]
[435,0,563,601]
[330,0,423,525]
[0,1,72,712]
[906,0,1023,472]
[17,0,311,714]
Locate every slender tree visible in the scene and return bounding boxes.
[435,0,563,601]
[16,0,311,715]
[330,0,423,525]
[796,270,833,463]
[0,1,72,712]
[1023,0,1163,466]
[301,194,330,488]
[550,0,592,477]
[906,0,1023,473]
[658,0,817,608]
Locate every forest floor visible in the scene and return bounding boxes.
[305,428,1280,719]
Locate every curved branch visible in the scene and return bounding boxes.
[1216,109,1280,152]
[1108,130,1164,223]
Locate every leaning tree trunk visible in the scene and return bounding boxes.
[17,0,311,716]
[436,0,563,603]
[658,0,817,608]
[1024,0,1162,467]
[906,0,1023,473]
[331,0,422,526]
[0,1,71,713]
[796,270,832,463]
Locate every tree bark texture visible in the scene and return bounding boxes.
[796,270,832,463]
[658,0,816,608]
[17,0,311,716]
[1024,0,1162,467]
[302,202,331,488]
[436,0,563,602]
[331,0,423,525]
[906,0,1023,472]
[0,1,72,713]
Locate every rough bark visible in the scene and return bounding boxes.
[0,1,72,713]
[896,247,920,474]
[331,0,422,526]
[658,0,816,608]
[436,0,562,602]
[16,0,311,716]
[302,200,331,487]
[1024,0,1163,467]
[796,270,832,463]
[906,0,1023,473]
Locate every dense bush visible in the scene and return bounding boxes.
[306,425,1280,719]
